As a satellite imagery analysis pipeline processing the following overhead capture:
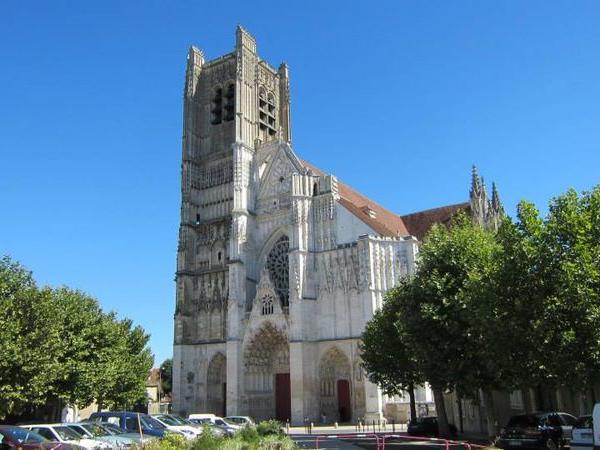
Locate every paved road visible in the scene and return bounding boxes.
[290,433,477,450]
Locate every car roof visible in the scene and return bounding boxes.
[23,424,64,427]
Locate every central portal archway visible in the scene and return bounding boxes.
[244,322,290,421]
[207,353,226,417]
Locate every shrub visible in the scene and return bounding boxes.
[257,434,297,450]
[237,425,260,443]
[189,426,225,450]
[256,419,284,437]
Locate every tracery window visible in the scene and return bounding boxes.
[266,235,289,307]
[224,83,235,121]
[258,88,277,136]
[261,295,274,315]
[211,87,223,125]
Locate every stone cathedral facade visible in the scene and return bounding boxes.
[172,27,503,424]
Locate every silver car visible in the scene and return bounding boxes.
[66,423,136,449]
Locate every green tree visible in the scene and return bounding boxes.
[160,358,173,397]
[538,187,600,391]
[47,288,110,413]
[394,214,501,436]
[360,285,424,421]
[94,317,154,410]
[0,257,62,419]
[0,256,154,420]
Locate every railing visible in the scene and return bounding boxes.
[308,431,489,450]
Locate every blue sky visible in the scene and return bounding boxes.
[1,1,599,364]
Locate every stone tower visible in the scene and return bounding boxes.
[174,26,292,415]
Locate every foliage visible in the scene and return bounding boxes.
[255,419,284,436]
[360,185,600,435]
[135,422,298,450]
[504,188,600,390]
[0,258,62,418]
[360,285,424,396]
[160,358,173,396]
[0,255,153,420]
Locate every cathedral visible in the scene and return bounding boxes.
[172,27,503,424]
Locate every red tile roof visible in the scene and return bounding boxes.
[301,159,468,240]
[401,202,470,240]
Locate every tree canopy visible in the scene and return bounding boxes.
[360,185,600,436]
[0,256,154,420]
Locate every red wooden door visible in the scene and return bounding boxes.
[275,373,291,422]
[337,379,351,422]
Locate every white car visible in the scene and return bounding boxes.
[572,415,593,450]
[188,413,216,422]
[225,416,255,427]
[23,424,110,450]
[188,414,238,435]
[150,415,201,440]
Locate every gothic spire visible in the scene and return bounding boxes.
[491,182,504,214]
[470,165,481,198]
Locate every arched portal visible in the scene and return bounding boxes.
[319,347,353,423]
[244,322,290,421]
[207,353,227,416]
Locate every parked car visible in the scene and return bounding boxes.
[150,415,201,439]
[571,415,593,450]
[169,415,224,436]
[497,412,576,450]
[21,424,110,450]
[66,422,137,449]
[0,425,76,450]
[88,412,170,438]
[98,423,148,443]
[188,413,216,423]
[407,416,457,437]
[187,415,237,435]
[225,416,255,427]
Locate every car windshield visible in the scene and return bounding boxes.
[176,417,194,425]
[576,416,593,428]
[66,426,90,437]
[140,416,166,430]
[100,423,123,435]
[155,415,179,426]
[508,415,540,427]
[54,426,83,440]
[2,428,48,444]
[81,423,110,437]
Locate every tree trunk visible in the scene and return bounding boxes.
[432,385,450,437]
[408,383,417,422]
[483,389,498,440]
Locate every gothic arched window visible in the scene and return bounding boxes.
[266,235,289,307]
[211,87,223,125]
[261,295,274,315]
[224,83,235,122]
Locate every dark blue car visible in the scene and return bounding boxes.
[88,411,168,438]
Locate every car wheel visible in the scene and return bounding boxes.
[545,438,557,450]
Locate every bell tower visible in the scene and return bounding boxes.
[173,26,291,415]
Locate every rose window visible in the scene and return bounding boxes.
[266,235,289,307]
